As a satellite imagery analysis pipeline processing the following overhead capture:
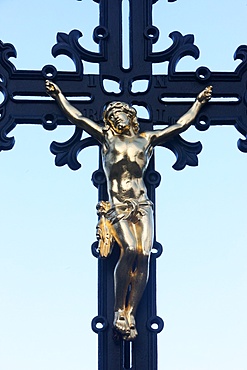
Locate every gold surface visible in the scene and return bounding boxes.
[46,80,212,340]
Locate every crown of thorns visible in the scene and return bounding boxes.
[103,101,139,133]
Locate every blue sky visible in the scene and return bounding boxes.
[0,1,247,369]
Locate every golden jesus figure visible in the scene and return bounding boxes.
[46,81,212,340]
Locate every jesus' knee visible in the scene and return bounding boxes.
[124,243,138,260]
[136,252,149,272]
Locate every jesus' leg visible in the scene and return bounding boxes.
[111,220,138,336]
[124,212,154,340]
[123,253,150,340]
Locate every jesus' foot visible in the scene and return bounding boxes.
[124,313,138,341]
[113,310,130,336]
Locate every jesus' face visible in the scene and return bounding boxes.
[109,110,131,134]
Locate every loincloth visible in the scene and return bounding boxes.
[96,199,153,258]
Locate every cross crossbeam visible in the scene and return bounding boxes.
[1,0,246,169]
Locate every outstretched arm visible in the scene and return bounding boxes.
[45,80,104,143]
[149,86,212,147]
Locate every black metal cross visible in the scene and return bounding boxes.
[1,0,247,369]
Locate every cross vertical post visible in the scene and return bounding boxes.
[91,152,163,369]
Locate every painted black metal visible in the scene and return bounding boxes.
[1,1,247,166]
[1,0,247,369]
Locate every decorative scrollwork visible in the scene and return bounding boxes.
[50,127,99,170]
[234,44,247,77]
[0,0,246,171]
[0,40,17,77]
[147,31,199,75]
[0,117,15,151]
[161,135,202,170]
[52,29,106,75]
[238,136,247,153]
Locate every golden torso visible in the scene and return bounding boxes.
[102,130,153,204]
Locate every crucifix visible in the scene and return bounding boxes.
[45,79,212,343]
[1,0,247,369]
